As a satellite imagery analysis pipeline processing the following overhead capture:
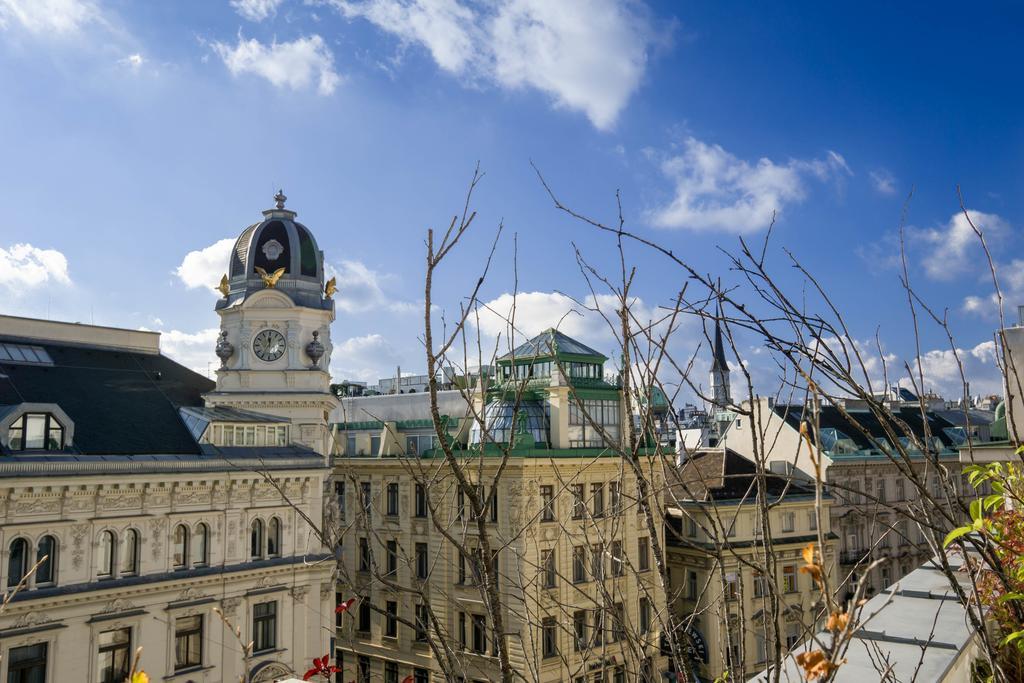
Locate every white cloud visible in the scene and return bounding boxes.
[325,259,418,314]
[962,257,1024,320]
[118,53,144,69]
[329,0,661,130]
[329,333,402,382]
[212,34,341,95]
[913,209,1007,281]
[904,340,1001,398]
[869,168,897,195]
[0,243,71,293]
[231,0,284,22]
[156,327,220,376]
[175,238,234,293]
[649,137,850,233]
[0,0,99,34]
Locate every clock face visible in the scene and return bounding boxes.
[252,329,286,362]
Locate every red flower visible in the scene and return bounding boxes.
[335,597,357,614]
[303,654,341,681]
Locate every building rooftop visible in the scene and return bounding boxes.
[499,328,607,361]
[750,554,978,682]
[0,327,214,455]
[670,448,816,503]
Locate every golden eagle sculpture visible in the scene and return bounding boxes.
[216,274,230,298]
[324,276,337,299]
[255,266,286,289]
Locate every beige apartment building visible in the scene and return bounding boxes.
[665,448,839,681]
[0,193,337,683]
[332,329,670,683]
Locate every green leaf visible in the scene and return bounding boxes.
[983,494,1004,512]
[1002,629,1024,646]
[997,592,1024,604]
[943,526,972,548]
[970,498,983,522]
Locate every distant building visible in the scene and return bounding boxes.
[664,448,839,681]
[332,328,669,683]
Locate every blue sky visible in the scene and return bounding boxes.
[0,0,1021,402]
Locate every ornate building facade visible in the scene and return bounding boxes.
[0,193,336,683]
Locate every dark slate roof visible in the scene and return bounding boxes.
[772,404,960,452]
[671,448,815,502]
[0,336,214,455]
[933,408,994,427]
[499,328,607,361]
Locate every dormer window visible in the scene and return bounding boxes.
[8,413,64,451]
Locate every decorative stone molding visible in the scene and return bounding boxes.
[101,598,138,614]
[70,523,90,569]
[289,585,309,602]
[220,596,242,616]
[10,611,54,629]
[176,586,208,603]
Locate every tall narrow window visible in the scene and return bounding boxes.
[591,544,604,580]
[415,483,428,518]
[385,662,398,683]
[358,537,370,572]
[385,600,398,638]
[190,523,207,567]
[252,601,277,652]
[471,614,486,653]
[99,530,117,577]
[415,604,429,642]
[387,483,399,517]
[573,546,587,583]
[250,519,264,560]
[121,529,139,576]
[573,610,587,651]
[7,538,28,587]
[35,535,56,585]
[361,482,372,519]
[541,548,556,588]
[267,518,281,558]
[174,615,203,671]
[591,483,604,517]
[782,565,797,593]
[358,656,370,683]
[358,599,371,632]
[639,597,651,634]
[97,628,131,683]
[336,481,347,520]
[416,542,429,580]
[540,485,555,521]
[172,525,190,570]
[7,642,47,683]
[609,481,621,515]
[571,484,585,519]
[386,540,398,577]
[542,617,558,658]
[637,537,650,572]
[610,540,624,577]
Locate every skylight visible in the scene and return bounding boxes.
[0,343,53,365]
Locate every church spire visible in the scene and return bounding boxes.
[709,294,731,409]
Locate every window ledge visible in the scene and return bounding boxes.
[164,665,213,680]
[249,647,286,658]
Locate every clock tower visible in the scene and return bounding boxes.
[204,190,339,456]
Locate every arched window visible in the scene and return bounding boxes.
[172,524,189,570]
[193,523,209,567]
[36,535,57,585]
[120,529,139,576]
[267,517,281,558]
[250,519,264,560]
[98,530,115,578]
[7,538,28,587]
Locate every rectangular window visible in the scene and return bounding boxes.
[877,479,887,502]
[174,615,203,671]
[358,656,370,683]
[252,602,277,653]
[7,643,47,683]
[458,612,467,650]
[895,479,905,501]
[686,517,698,537]
[610,541,624,577]
[573,610,587,651]
[639,597,650,634]
[541,548,557,588]
[637,537,650,572]
[385,601,398,638]
[753,571,766,598]
[370,435,381,455]
[542,617,558,658]
[611,603,625,641]
[540,485,555,521]
[415,604,429,642]
[386,540,398,577]
[416,543,429,580]
[782,512,795,532]
[573,546,587,583]
[471,614,486,653]
[688,571,698,599]
[609,481,621,515]
[361,482,372,518]
[358,600,371,632]
[415,484,428,518]
[571,484,585,519]
[591,543,604,581]
[591,483,604,518]
[387,483,399,516]
[346,435,356,455]
[782,565,797,593]
[414,669,429,683]
[98,628,131,683]
[726,573,739,600]
[335,481,346,521]
[592,609,604,645]
[808,511,818,531]
[786,622,800,649]
[385,661,398,683]
[359,537,370,572]
[489,489,499,523]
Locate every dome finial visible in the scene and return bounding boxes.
[274,189,287,209]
